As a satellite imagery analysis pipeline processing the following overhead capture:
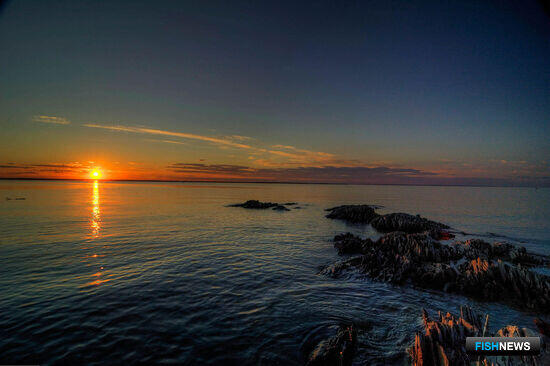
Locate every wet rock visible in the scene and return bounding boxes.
[370,212,451,239]
[455,258,550,312]
[409,306,547,366]
[272,205,290,211]
[284,202,298,206]
[318,256,364,278]
[333,233,374,255]
[377,232,459,263]
[324,232,550,312]
[409,306,481,366]
[452,239,549,267]
[325,205,379,223]
[229,200,280,209]
[305,325,356,366]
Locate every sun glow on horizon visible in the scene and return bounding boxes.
[90,168,102,180]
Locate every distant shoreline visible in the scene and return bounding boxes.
[0,177,546,188]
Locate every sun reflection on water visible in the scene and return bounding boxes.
[91,180,100,237]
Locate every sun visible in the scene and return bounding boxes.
[90,168,102,179]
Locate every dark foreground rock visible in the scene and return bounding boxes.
[454,239,549,267]
[228,200,294,211]
[409,306,548,366]
[323,232,550,312]
[325,205,379,223]
[305,325,356,366]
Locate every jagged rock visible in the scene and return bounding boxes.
[370,212,452,239]
[228,200,299,211]
[229,200,281,209]
[305,325,356,366]
[452,239,549,267]
[325,205,379,223]
[333,233,374,255]
[377,232,459,262]
[272,205,290,211]
[409,306,547,366]
[455,258,550,312]
[318,256,364,277]
[325,232,550,312]
[409,306,481,366]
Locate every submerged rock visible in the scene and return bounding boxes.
[409,306,547,366]
[229,200,279,209]
[228,200,298,211]
[272,204,290,211]
[325,205,379,223]
[324,232,550,312]
[305,325,356,366]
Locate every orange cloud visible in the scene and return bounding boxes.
[32,115,71,125]
[84,124,253,150]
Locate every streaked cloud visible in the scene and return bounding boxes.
[145,139,188,145]
[84,123,253,150]
[165,162,550,186]
[83,122,358,168]
[167,162,436,183]
[32,115,71,125]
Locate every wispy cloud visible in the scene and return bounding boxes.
[167,162,436,183]
[0,162,89,176]
[32,115,71,125]
[145,139,188,145]
[165,162,550,186]
[225,135,253,142]
[82,122,367,168]
[84,123,253,150]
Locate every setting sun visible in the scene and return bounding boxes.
[90,168,102,179]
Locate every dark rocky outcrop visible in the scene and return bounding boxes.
[454,258,550,311]
[323,232,550,312]
[409,306,547,366]
[305,325,356,366]
[324,205,453,239]
[452,239,549,267]
[325,205,379,223]
[229,200,279,209]
[333,233,374,255]
[371,212,452,239]
[228,200,295,211]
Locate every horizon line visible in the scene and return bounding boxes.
[0,177,546,189]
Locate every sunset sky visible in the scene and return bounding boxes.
[1,0,549,185]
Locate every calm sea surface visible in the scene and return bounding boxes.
[1,181,549,365]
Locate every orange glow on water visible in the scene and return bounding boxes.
[91,181,100,237]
